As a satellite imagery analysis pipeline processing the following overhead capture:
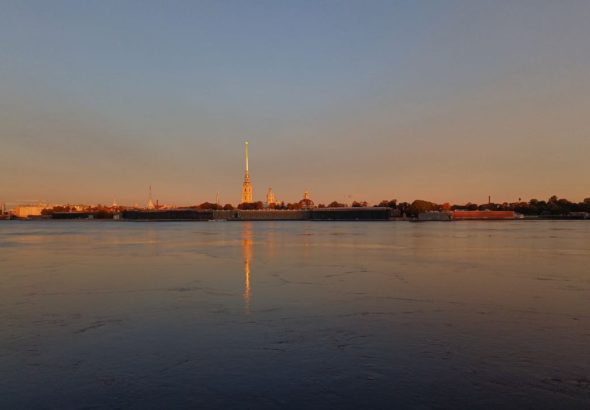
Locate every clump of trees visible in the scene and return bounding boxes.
[514,196,590,215]
[449,196,590,216]
[238,201,264,210]
[377,199,398,208]
[407,200,440,217]
[197,202,222,210]
[298,198,314,209]
[327,201,346,208]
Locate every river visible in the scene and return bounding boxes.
[1,220,589,409]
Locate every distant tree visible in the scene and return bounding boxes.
[407,200,439,217]
[223,203,234,210]
[479,202,497,211]
[397,202,410,216]
[317,203,326,208]
[377,199,397,208]
[238,201,264,210]
[198,202,221,210]
[298,198,314,209]
[327,201,346,208]
[351,201,367,207]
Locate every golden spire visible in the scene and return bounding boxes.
[245,141,249,174]
[241,141,253,203]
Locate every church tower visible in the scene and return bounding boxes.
[147,185,155,210]
[266,187,276,207]
[241,141,253,203]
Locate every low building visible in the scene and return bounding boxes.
[452,210,516,220]
[13,205,49,218]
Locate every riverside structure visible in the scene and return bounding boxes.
[121,207,393,221]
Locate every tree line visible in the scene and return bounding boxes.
[203,196,590,217]
[37,195,590,217]
[395,196,590,217]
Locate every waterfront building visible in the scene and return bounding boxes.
[452,210,516,220]
[241,141,253,203]
[147,186,155,210]
[266,187,276,207]
[13,205,49,218]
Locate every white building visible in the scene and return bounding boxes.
[13,205,49,218]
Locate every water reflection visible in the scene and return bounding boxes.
[2,221,590,409]
[242,222,253,312]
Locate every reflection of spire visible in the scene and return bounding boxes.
[241,141,253,203]
[242,222,253,313]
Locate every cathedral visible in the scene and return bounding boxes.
[241,141,253,204]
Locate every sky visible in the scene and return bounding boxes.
[1,0,589,206]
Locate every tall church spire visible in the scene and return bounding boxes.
[245,141,249,174]
[241,141,253,203]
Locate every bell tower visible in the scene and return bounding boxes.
[241,141,253,203]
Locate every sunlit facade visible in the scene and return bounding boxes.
[266,187,276,207]
[13,205,50,218]
[241,141,253,204]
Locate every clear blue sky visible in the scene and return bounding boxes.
[1,1,589,205]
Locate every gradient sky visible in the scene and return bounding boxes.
[1,1,589,206]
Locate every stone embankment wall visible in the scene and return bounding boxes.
[119,207,392,221]
[122,210,213,220]
[214,210,310,220]
[418,212,452,221]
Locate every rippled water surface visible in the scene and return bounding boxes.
[1,221,589,409]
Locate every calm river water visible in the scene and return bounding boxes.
[1,221,589,409]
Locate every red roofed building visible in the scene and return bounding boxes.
[452,210,517,220]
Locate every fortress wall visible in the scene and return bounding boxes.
[311,207,391,221]
[221,210,310,220]
[120,208,391,221]
[122,210,213,220]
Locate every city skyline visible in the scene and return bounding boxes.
[1,2,589,205]
[1,137,588,208]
